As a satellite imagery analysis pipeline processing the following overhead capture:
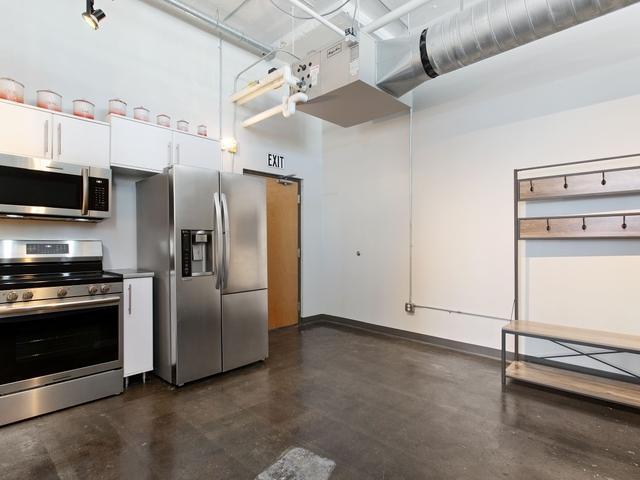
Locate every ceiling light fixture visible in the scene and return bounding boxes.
[82,0,106,30]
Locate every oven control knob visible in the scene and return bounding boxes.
[88,285,98,295]
[22,291,34,301]
[100,284,111,294]
[6,291,18,302]
[57,288,68,298]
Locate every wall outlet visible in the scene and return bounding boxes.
[405,302,415,314]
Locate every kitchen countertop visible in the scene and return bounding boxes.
[107,269,155,279]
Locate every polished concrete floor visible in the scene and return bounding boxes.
[1,321,640,479]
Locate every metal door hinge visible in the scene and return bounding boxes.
[297,194,301,205]
[297,248,301,258]
[297,302,301,312]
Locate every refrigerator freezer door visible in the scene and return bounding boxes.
[172,165,222,385]
[220,173,267,294]
[222,289,268,371]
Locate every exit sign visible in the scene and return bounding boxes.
[267,153,285,169]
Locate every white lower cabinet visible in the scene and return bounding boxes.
[123,277,154,379]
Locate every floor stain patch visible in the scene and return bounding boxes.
[256,447,335,480]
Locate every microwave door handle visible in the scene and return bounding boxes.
[43,120,49,155]
[214,192,224,289]
[221,193,231,289]
[57,122,62,156]
[81,168,89,215]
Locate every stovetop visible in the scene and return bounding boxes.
[0,271,122,290]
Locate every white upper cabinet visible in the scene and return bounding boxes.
[110,115,173,172]
[110,114,220,173]
[52,115,110,168]
[110,115,175,172]
[0,100,52,158]
[173,131,221,171]
[0,99,110,168]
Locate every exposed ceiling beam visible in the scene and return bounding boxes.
[157,0,273,55]
[374,0,408,30]
[224,0,254,21]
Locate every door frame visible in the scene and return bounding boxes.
[243,169,302,325]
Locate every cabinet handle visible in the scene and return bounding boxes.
[128,283,132,315]
[176,144,180,164]
[57,123,62,156]
[44,120,49,155]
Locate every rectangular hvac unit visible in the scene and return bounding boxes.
[290,34,411,128]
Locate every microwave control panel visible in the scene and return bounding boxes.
[88,177,109,211]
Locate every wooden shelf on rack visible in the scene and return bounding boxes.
[506,361,640,408]
[519,166,640,201]
[519,213,640,239]
[503,320,640,353]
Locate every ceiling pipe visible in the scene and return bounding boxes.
[377,0,640,97]
[158,0,272,55]
[281,0,346,37]
[362,0,432,34]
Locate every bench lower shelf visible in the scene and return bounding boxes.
[506,361,640,408]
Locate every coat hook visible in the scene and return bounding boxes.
[582,217,587,231]
[622,215,627,229]
[529,179,534,192]
[601,171,607,186]
[563,176,568,189]
[546,218,551,231]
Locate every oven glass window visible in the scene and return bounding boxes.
[0,166,83,210]
[0,305,119,385]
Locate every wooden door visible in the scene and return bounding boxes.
[266,178,300,330]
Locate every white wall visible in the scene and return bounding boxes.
[0,0,324,315]
[322,4,640,369]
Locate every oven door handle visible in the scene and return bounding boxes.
[81,167,89,215]
[0,296,120,319]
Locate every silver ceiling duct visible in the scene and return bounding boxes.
[377,0,640,97]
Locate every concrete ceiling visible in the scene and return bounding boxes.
[151,0,463,57]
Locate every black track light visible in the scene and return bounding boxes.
[82,0,106,30]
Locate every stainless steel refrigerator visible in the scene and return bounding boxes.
[137,165,268,386]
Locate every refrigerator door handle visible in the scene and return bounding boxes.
[214,192,224,289]
[221,193,231,289]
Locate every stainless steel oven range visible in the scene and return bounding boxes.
[0,240,123,426]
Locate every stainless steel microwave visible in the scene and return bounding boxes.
[0,154,111,221]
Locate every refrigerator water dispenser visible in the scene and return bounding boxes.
[181,229,213,277]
